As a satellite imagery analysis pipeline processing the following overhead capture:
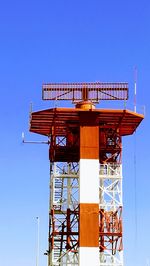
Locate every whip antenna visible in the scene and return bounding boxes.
[134,67,137,112]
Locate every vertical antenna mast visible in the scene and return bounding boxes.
[134,67,137,112]
[36,217,40,266]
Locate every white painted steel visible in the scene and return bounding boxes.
[49,162,79,266]
[79,247,99,266]
[79,159,99,203]
[99,163,123,266]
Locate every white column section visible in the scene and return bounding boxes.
[79,159,100,266]
[79,159,99,203]
[79,247,99,266]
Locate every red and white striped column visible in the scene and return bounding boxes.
[79,123,100,266]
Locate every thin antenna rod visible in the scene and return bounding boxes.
[134,67,137,112]
[36,217,40,266]
[22,132,50,144]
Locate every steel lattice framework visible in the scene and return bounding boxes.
[49,162,79,265]
[42,82,128,102]
[29,82,144,266]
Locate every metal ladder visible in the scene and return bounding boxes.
[54,177,64,211]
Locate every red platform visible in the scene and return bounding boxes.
[30,107,143,136]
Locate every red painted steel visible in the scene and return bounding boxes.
[30,108,143,163]
[30,108,143,137]
[79,204,99,247]
[49,207,79,256]
[42,82,128,101]
[99,207,123,254]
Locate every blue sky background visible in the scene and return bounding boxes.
[0,1,149,266]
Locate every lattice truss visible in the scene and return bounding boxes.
[99,129,123,266]
[42,82,128,102]
[49,163,123,266]
[99,164,123,266]
[48,129,123,266]
[49,162,79,265]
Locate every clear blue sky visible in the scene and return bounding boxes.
[0,1,149,266]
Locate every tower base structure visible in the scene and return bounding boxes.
[48,161,123,266]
